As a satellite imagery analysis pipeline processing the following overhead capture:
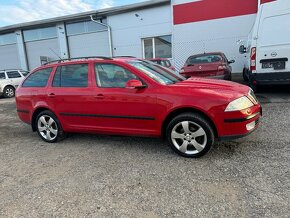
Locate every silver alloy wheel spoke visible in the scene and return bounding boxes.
[179,141,189,153]
[38,126,46,132]
[40,116,47,125]
[191,140,205,152]
[171,131,185,139]
[192,128,206,138]
[49,128,57,135]
[46,131,52,140]
[181,121,190,134]
[48,118,54,126]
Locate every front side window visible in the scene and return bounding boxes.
[53,64,88,87]
[95,64,138,88]
[22,68,52,87]
[128,61,179,85]
[0,72,6,79]
[7,71,21,79]
[187,55,222,65]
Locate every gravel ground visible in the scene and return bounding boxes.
[0,87,290,217]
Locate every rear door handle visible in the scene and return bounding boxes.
[95,94,104,99]
[48,93,56,97]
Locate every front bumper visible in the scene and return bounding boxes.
[217,104,262,140]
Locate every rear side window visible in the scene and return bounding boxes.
[0,72,5,79]
[7,71,21,78]
[22,68,52,87]
[53,64,88,87]
[187,55,222,64]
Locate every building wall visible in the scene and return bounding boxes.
[172,0,259,72]
[108,4,172,58]
[25,38,60,70]
[0,44,21,69]
[68,31,110,58]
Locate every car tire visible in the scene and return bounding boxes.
[166,113,214,158]
[36,110,66,143]
[3,86,15,98]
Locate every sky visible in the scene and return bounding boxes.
[0,0,147,27]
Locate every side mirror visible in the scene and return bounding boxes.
[228,60,235,64]
[239,45,247,54]
[125,79,146,89]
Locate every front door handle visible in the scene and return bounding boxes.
[95,94,104,99]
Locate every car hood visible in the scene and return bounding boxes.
[169,77,250,100]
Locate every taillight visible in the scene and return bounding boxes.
[250,47,256,72]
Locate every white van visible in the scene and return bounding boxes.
[239,0,290,91]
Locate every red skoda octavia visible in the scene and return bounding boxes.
[16,57,261,158]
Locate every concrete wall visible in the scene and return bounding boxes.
[108,4,172,58]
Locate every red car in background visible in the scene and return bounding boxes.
[180,52,235,80]
[148,58,176,71]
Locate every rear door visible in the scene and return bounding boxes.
[184,55,222,77]
[6,71,23,88]
[47,63,94,129]
[256,11,290,74]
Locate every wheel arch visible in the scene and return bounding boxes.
[161,107,219,139]
[31,107,56,131]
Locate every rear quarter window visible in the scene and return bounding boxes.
[22,68,53,87]
[0,72,5,79]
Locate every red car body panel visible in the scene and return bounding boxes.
[180,52,232,80]
[16,58,261,140]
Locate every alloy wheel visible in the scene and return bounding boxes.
[37,115,58,141]
[171,121,207,155]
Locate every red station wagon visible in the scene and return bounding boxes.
[180,52,234,80]
[16,57,261,158]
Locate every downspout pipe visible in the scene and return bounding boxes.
[90,15,113,57]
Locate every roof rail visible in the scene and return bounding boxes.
[43,56,112,65]
[113,56,137,58]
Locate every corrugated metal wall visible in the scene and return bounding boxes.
[25,38,60,70]
[68,31,110,58]
[0,44,21,69]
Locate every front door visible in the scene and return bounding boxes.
[89,63,158,136]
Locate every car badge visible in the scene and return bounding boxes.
[271,52,277,57]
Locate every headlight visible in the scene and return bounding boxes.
[225,96,254,112]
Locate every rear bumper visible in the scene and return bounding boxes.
[251,72,290,85]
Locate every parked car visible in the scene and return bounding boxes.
[180,52,234,80]
[0,69,29,98]
[148,58,176,71]
[239,0,290,91]
[16,57,261,158]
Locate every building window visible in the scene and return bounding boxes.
[66,20,107,36]
[23,27,57,42]
[0,33,16,45]
[142,35,172,59]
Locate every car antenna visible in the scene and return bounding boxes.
[203,42,206,54]
[49,48,64,62]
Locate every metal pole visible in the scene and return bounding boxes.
[90,15,113,57]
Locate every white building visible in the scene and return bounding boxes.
[0,0,275,72]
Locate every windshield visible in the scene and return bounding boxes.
[128,61,180,85]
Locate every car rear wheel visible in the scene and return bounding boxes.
[3,86,15,98]
[36,110,66,143]
[166,113,214,158]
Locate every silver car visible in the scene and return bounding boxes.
[0,70,29,98]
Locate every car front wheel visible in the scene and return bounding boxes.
[166,113,215,158]
[36,110,66,143]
